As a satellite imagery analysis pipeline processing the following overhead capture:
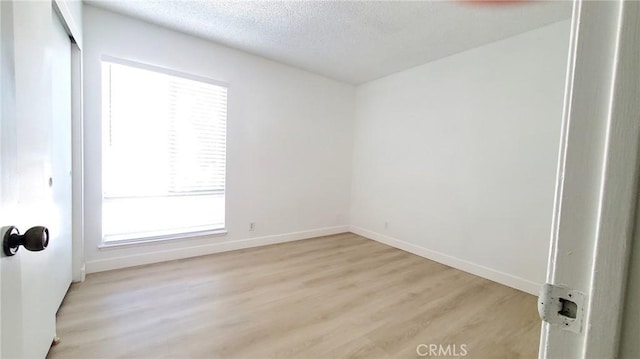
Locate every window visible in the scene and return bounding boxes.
[101,59,227,244]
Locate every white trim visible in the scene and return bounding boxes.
[101,55,229,89]
[99,228,227,249]
[540,1,640,358]
[78,263,86,282]
[85,225,349,273]
[52,0,81,49]
[583,2,640,357]
[54,1,86,284]
[70,41,84,283]
[349,226,540,296]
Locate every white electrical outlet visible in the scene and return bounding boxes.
[384,221,389,229]
[249,222,255,231]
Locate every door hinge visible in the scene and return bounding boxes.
[538,283,586,334]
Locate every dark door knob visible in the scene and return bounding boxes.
[2,226,49,256]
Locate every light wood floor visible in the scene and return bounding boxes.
[48,233,540,359]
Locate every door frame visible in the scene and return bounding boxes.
[52,0,85,282]
[540,0,640,357]
[1,3,4,357]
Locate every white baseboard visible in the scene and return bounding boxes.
[349,225,541,295]
[85,224,541,296]
[79,264,86,283]
[86,225,350,274]
[71,263,86,283]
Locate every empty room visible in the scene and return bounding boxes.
[1,0,639,358]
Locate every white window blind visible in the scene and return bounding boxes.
[101,60,227,243]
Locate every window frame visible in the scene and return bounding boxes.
[99,56,229,247]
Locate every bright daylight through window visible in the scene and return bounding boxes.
[101,60,227,244]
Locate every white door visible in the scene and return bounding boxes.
[0,1,73,358]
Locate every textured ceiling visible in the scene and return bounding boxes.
[87,1,572,84]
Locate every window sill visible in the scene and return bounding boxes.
[98,228,227,250]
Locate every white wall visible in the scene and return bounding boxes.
[83,6,355,272]
[350,20,570,294]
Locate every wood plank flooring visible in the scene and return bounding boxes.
[48,233,541,359]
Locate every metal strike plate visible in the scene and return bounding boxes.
[538,283,586,334]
